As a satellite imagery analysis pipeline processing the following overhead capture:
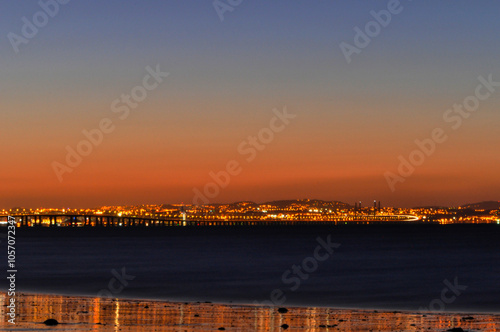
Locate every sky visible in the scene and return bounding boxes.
[1,0,499,208]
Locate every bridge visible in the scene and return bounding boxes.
[0,213,421,227]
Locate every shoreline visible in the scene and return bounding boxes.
[2,292,500,331]
[12,289,500,316]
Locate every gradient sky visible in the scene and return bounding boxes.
[1,0,499,208]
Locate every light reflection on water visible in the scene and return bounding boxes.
[1,292,499,331]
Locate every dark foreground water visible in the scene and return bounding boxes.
[1,225,499,312]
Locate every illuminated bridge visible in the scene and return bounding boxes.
[0,213,422,227]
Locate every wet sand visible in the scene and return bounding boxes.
[1,292,499,331]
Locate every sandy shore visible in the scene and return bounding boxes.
[1,292,499,331]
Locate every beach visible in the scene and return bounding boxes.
[1,292,500,331]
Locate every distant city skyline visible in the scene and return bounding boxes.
[3,198,499,227]
[2,1,500,208]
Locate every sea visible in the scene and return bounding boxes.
[1,224,499,313]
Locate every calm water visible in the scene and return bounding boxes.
[2,225,499,312]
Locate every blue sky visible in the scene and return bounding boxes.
[1,1,500,207]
